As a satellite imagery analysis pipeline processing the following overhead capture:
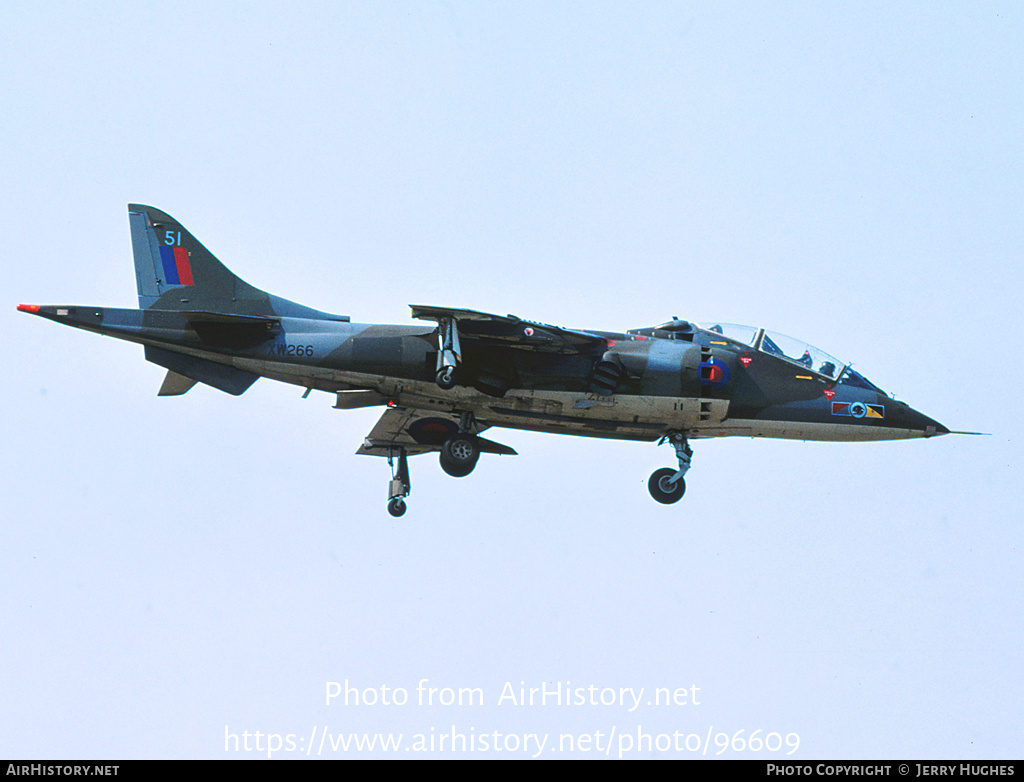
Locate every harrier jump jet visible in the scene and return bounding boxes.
[19,205,951,516]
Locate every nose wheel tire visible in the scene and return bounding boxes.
[387,498,407,517]
[648,468,685,504]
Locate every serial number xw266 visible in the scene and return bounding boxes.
[268,343,315,357]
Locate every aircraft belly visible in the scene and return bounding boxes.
[139,349,923,444]
[275,373,736,442]
[689,419,922,441]
[425,389,727,441]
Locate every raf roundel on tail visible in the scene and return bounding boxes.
[20,204,964,518]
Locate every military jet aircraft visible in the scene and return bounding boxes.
[19,205,951,517]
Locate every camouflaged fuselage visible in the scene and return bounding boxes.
[19,204,950,516]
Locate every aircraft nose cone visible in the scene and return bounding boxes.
[904,404,948,437]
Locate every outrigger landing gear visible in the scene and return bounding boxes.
[386,447,411,517]
[648,430,692,504]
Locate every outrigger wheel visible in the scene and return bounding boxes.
[386,447,411,517]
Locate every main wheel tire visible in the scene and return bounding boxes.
[387,498,407,517]
[440,434,479,478]
[648,468,685,504]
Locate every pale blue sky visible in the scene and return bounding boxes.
[3,1,1021,758]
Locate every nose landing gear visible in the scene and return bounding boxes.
[648,430,692,505]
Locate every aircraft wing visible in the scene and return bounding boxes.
[356,407,517,458]
[410,305,607,354]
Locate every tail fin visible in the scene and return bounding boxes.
[127,204,346,320]
[129,204,264,310]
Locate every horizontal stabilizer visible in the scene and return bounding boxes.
[185,311,281,326]
[145,345,258,396]
[184,311,280,349]
[158,370,199,396]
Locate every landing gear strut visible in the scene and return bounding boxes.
[435,317,461,390]
[386,447,410,517]
[648,430,692,504]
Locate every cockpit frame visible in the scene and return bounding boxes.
[694,322,887,393]
[626,318,888,394]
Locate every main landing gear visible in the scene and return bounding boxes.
[439,433,480,477]
[386,419,689,514]
[383,414,483,517]
[438,411,481,478]
[648,430,692,505]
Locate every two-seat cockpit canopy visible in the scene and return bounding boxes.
[627,319,886,394]
[699,322,887,393]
